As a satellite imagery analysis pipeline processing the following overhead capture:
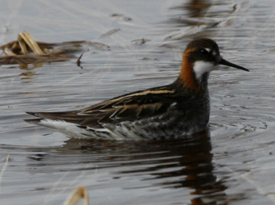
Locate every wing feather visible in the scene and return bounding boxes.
[27,85,187,129]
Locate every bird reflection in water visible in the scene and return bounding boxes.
[61,130,234,204]
[118,130,227,205]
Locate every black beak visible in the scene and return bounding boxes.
[219,58,249,72]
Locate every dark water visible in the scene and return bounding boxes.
[1,0,275,204]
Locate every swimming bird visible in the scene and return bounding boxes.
[25,38,249,140]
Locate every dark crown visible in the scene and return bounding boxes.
[185,38,220,64]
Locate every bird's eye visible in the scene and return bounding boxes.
[200,48,208,54]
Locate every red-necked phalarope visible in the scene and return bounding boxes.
[25,38,249,140]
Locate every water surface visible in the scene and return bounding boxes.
[1,0,275,204]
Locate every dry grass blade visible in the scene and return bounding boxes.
[0,55,71,65]
[3,47,16,56]
[77,53,84,67]
[63,186,89,205]
[0,155,10,194]
[99,28,120,39]
[18,31,44,55]
[0,31,91,66]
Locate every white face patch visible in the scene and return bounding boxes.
[193,61,216,80]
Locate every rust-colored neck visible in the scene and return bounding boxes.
[179,50,200,91]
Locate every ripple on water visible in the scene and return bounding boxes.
[0,130,247,204]
[1,0,275,204]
